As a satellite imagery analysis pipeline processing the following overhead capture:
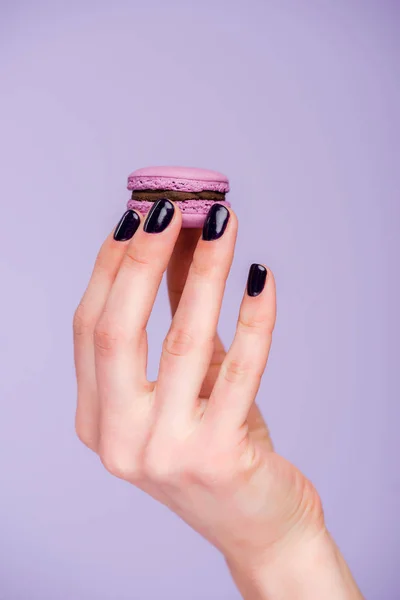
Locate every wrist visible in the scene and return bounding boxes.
[226,528,363,600]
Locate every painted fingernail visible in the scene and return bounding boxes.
[143,199,175,234]
[202,203,230,241]
[114,210,141,241]
[247,264,267,297]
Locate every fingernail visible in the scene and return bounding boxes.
[247,264,267,297]
[143,199,175,234]
[202,203,230,241]
[114,210,141,241]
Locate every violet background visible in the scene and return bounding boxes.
[0,1,399,598]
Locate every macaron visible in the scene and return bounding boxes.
[126,166,230,228]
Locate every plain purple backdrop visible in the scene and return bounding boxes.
[1,1,399,599]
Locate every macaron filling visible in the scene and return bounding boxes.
[130,190,226,202]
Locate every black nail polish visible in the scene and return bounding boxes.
[202,203,230,241]
[114,210,140,241]
[143,199,175,234]
[247,264,267,297]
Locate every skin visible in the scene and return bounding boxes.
[73,205,364,599]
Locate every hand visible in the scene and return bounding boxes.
[73,203,362,599]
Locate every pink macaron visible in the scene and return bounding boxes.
[126,166,230,228]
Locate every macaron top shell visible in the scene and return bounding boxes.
[127,166,230,193]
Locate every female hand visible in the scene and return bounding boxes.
[73,201,363,599]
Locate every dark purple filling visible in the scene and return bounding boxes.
[131,189,226,202]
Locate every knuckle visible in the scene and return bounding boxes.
[144,457,171,484]
[73,303,93,338]
[144,454,174,484]
[93,318,124,356]
[100,447,140,482]
[122,249,151,271]
[238,315,265,332]
[163,328,195,358]
[94,328,119,356]
[238,313,274,338]
[222,358,254,384]
[191,257,214,278]
[190,251,224,280]
[143,442,182,485]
